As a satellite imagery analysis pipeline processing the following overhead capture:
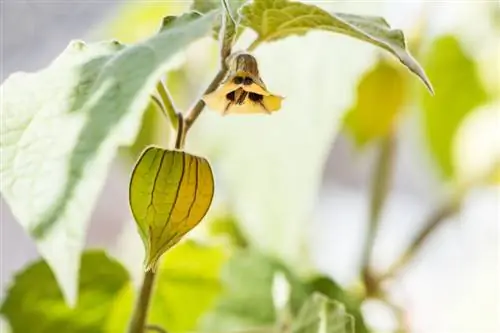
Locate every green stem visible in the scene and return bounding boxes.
[156,81,179,131]
[379,196,461,281]
[184,68,228,131]
[184,9,235,132]
[361,134,395,295]
[128,270,157,333]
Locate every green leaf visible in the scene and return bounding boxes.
[0,11,216,305]
[208,213,249,248]
[240,0,432,92]
[344,59,407,147]
[292,293,354,333]
[201,250,309,332]
[307,277,367,333]
[105,241,228,333]
[129,147,215,271]
[0,251,129,333]
[191,0,248,39]
[192,0,246,19]
[420,35,488,178]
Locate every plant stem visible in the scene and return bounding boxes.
[361,134,395,295]
[379,195,461,281]
[129,9,239,333]
[184,7,235,132]
[184,67,228,131]
[156,81,179,131]
[128,270,157,333]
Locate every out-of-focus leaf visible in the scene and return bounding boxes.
[308,277,367,333]
[344,59,407,146]
[0,11,217,304]
[292,293,354,333]
[240,0,432,92]
[209,213,249,247]
[201,250,309,332]
[129,147,215,270]
[103,2,187,43]
[0,251,129,333]
[105,241,228,333]
[421,35,488,178]
[453,102,500,184]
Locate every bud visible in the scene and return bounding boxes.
[129,146,215,271]
[203,52,284,115]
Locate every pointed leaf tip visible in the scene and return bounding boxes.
[239,0,433,92]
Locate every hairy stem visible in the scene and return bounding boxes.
[128,270,157,333]
[361,134,395,295]
[156,81,179,131]
[184,68,228,131]
[184,8,235,132]
[128,10,239,332]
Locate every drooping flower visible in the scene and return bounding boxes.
[203,52,283,115]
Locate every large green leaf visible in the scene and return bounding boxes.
[201,250,309,332]
[344,59,407,147]
[0,11,217,305]
[292,293,354,333]
[105,241,228,333]
[129,147,215,271]
[420,35,488,178]
[240,0,432,92]
[0,251,129,333]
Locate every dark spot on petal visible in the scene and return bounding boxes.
[243,77,253,85]
[226,91,235,101]
[233,76,244,84]
[249,92,263,102]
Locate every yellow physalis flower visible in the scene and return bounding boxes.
[203,52,284,115]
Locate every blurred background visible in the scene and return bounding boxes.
[1,0,499,332]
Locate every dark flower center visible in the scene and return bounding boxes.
[249,92,263,102]
[233,76,253,85]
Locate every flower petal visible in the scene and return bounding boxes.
[262,94,284,112]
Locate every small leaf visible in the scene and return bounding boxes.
[292,293,354,333]
[0,11,216,304]
[129,147,215,271]
[308,277,367,333]
[0,251,129,333]
[344,59,407,147]
[240,0,432,92]
[201,250,309,332]
[105,241,228,333]
[420,35,488,178]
